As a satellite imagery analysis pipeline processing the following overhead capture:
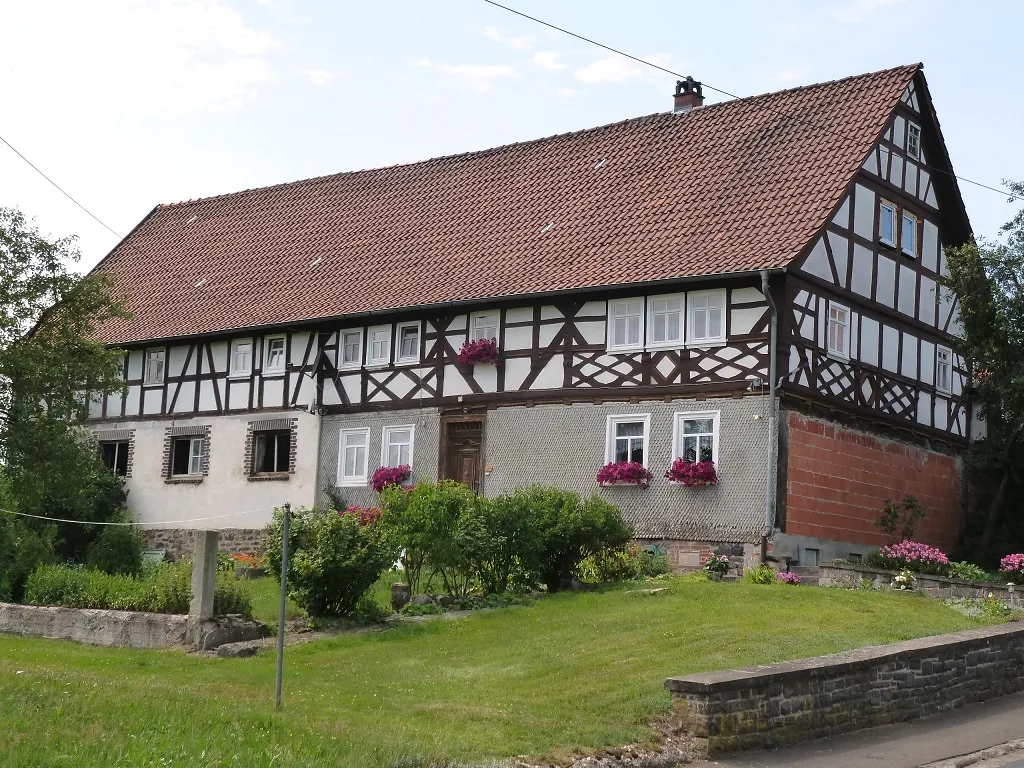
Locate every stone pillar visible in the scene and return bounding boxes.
[189,530,219,621]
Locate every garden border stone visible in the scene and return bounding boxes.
[819,563,1020,606]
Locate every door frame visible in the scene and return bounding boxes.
[438,411,487,490]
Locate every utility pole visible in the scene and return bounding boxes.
[275,502,291,711]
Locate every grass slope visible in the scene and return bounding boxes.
[0,577,989,767]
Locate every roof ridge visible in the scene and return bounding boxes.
[158,63,920,211]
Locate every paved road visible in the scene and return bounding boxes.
[691,692,1024,768]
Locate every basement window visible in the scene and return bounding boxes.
[171,437,204,477]
[253,430,291,474]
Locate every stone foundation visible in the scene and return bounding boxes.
[665,623,1024,757]
[142,528,266,561]
[637,539,758,578]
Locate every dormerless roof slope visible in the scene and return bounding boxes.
[94,64,921,344]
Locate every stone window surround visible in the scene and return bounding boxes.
[244,417,298,482]
[163,424,211,484]
[93,428,136,478]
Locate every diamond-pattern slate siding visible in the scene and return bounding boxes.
[92,65,919,345]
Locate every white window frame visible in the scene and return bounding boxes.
[901,211,918,258]
[907,122,921,160]
[339,329,363,370]
[606,298,645,352]
[879,200,897,247]
[672,410,721,466]
[366,325,392,367]
[604,414,651,467]
[470,312,500,343]
[826,301,852,361]
[229,338,253,378]
[395,322,421,364]
[337,427,370,487]
[935,345,952,394]
[170,436,204,477]
[263,335,287,375]
[143,347,165,386]
[381,424,415,469]
[686,288,727,346]
[646,293,686,350]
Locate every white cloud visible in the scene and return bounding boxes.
[415,58,518,92]
[574,56,643,84]
[299,68,334,86]
[482,25,536,50]
[532,51,567,71]
[832,0,905,23]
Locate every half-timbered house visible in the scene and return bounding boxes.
[84,63,975,567]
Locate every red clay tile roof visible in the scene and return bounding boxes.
[94,64,920,344]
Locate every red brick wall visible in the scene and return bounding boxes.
[784,412,964,550]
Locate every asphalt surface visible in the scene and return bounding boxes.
[691,692,1024,768]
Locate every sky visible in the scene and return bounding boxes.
[1,0,1022,273]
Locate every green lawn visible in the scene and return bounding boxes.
[0,577,992,768]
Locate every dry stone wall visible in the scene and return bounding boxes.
[142,528,266,561]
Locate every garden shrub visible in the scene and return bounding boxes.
[0,513,54,603]
[999,553,1024,584]
[577,544,669,583]
[462,490,545,594]
[865,540,950,575]
[742,564,777,584]
[948,561,993,582]
[85,516,143,576]
[265,506,395,617]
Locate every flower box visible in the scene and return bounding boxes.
[664,458,718,487]
[370,464,411,494]
[596,461,652,487]
[456,338,500,367]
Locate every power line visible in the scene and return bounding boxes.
[0,504,279,528]
[0,132,123,238]
[480,0,1022,205]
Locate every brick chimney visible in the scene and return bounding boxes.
[673,76,704,113]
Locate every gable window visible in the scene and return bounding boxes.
[673,411,720,464]
[396,322,420,363]
[337,427,370,486]
[471,313,498,343]
[607,299,644,351]
[827,301,851,360]
[935,346,952,394]
[907,123,921,160]
[879,201,897,247]
[901,212,918,258]
[647,294,684,348]
[263,336,286,374]
[382,425,414,467]
[230,339,253,377]
[367,326,391,367]
[100,441,130,477]
[144,348,165,385]
[340,330,363,369]
[605,414,650,465]
[687,289,726,345]
[171,437,204,477]
[253,430,290,474]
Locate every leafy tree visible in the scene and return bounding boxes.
[875,495,927,542]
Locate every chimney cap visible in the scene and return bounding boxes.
[673,76,704,113]
[674,76,703,98]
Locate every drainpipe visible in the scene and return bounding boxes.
[759,270,779,564]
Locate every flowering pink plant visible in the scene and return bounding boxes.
[664,458,718,486]
[702,553,729,576]
[342,505,382,525]
[596,461,653,487]
[777,571,802,585]
[456,338,500,366]
[871,540,950,575]
[370,464,411,494]
[999,553,1024,583]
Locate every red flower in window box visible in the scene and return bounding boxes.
[665,459,719,487]
[596,461,652,487]
[456,338,500,366]
[370,464,411,494]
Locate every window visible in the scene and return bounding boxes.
[803,548,820,566]
[605,414,650,465]
[144,348,165,385]
[382,425,414,467]
[907,123,921,160]
[673,411,719,464]
[848,552,864,563]
[263,336,286,374]
[99,441,129,477]
[827,302,851,359]
[647,294,684,348]
[901,212,918,258]
[936,346,952,394]
[879,201,897,247]
[171,437,204,476]
[338,428,370,486]
[230,339,253,377]
[396,322,420,363]
[687,289,726,345]
[253,430,290,474]
[340,330,363,369]
[607,299,644,351]
[471,313,498,343]
[367,326,391,366]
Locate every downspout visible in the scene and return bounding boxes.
[759,270,779,564]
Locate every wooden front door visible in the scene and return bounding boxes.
[442,418,484,492]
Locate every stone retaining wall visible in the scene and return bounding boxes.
[0,603,189,649]
[142,528,265,561]
[665,623,1024,757]
[820,563,1019,605]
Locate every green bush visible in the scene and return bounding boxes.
[85,517,143,576]
[0,513,55,603]
[265,507,395,618]
[742,564,777,584]
[577,544,670,583]
[462,490,545,594]
[948,561,995,582]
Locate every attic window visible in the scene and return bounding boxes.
[879,201,897,248]
[907,123,921,160]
